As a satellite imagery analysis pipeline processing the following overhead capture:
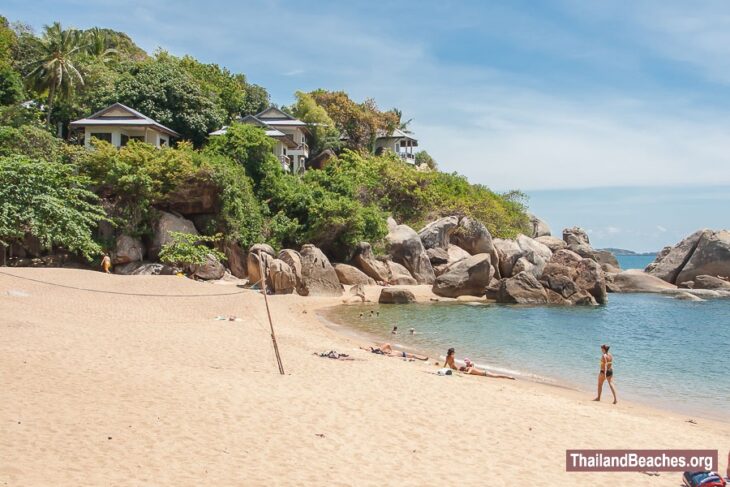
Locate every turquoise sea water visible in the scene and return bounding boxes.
[325,294,730,419]
[616,254,656,270]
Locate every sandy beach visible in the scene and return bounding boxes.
[1,268,728,486]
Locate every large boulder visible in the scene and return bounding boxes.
[334,263,375,286]
[607,270,677,293]
[163,177,218,215]
[418,216,459,250]
[692,275,730,290]
[426,247,449,265]
[563,227,590,247]
[378,287,416,304]
[675,230,730,284]
[450,217,499,276]
[386,223,435,284]
[112,235,144,265]
[298,244,343,296]
[247,250,273,288]
[268,259,296,294]
[149,211,198,260]
[223,241,247,278]
[516,234,552,262]
[496,272,548,304]
[385,260,418,285]
[574,258,607,304]
[353,242,390,283]
[189,254,225,280]
[432,254,493,298]
[645,246,672,273]
[493,238,521,278]
[528,213,551,238]
[645,229,710,283]
[278,249,303,286]
[447,244,471,263]
[115,262,177,276]
[535,236,567,252]
[594,250,619,269]
[250,243,275,257]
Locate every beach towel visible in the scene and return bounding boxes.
[683,471,726,487]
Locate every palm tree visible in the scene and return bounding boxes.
[84,27,117,61]
[25,22,85,126]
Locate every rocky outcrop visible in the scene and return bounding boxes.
[250,243,275,257]
[189,254,225,280]
[334,263,375,286]
[297,244,343,296]
[115,262,178,276]
[645,229,710,284]
[496,272,548,304]
[426,247,449,265]
[432,254,493,298]
[493,238,521,278]
[450,217,499,277]
[605,270,676,293]
[563,227,590,247]
[691,275,730,290]
[535,236,566,252]
[492,235,552,279]
[223,241,246,278]
[247,247,273,288]
[149,211,198,260]
[112,235,144,265]
[675,230,730,284]
[378,287,416,304]
[528,213,551,238]
[268,259,296,294]
[278,249,302,286]
[418,216,459,250]
[574,258,607,304]
[385,260,418,285]
[386,223,435,284]
[594,250,619,269]
[349,283,367,302]
[447,244,471,263]
[353,242,390,283]
[163,177,219,215]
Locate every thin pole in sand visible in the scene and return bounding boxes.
[259,258,285,375]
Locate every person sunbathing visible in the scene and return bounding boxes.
[361,343,428,361]
[444,348,515,379]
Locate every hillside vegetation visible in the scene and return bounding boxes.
[0,16,528,263]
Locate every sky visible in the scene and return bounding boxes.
[3,0,730,252]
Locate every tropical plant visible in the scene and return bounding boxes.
[83,27,117,61]
[158,231,225,268]
[414,150,437,170]
[0,154,108,259]
[25,22,85,126]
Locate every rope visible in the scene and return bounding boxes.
[0,270,247,298]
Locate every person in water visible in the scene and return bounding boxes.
[444,348,515,379]
[593,344,617,404]
[361,343,428,361]
[391,326,398,335]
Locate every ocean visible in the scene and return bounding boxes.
[615,254,656,270]
[324,292,730,420]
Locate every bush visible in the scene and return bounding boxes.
[159,231,225,268]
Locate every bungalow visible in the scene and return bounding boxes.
[374,128,418,163]
[210,107,310,173]
[69,103,180,148]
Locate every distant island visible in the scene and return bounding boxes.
[599,248,657,256]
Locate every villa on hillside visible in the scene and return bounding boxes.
[210,107,310,173]
[374,128,418,163]
[70,103,180,148]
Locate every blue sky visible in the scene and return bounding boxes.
[3,0,730,251]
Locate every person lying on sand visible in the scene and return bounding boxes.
[361,343,428,361]
[444,348,515,379]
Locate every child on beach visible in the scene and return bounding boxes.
[593,344,618,404]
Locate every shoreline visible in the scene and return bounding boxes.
[2,268,728,486]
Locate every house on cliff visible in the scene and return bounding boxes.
[210,107,310,173]
[70,103,180,148]
[374,128,418,163]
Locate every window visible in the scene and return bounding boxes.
[121,135,145,147]
[91,132,112,143]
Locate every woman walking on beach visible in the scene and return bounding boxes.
[593,344,617,404]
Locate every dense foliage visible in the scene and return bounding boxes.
[0,14,529,265]
[159,231,225,268]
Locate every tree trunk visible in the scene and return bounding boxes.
[45,85,55,127]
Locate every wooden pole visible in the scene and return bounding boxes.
[259,257,285,375]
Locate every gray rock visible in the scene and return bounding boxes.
[278,249,303,287]
[496,272,548,304]
[493,238,521,278]
[426,247,449,265]
[645,246,672,273]
[149,211,198,260]
[116,262,178,276]
[594,250,620,269]
[385,260,418,285]
[378,287,416,304]
[386,216,398,232]
[418,216,459,250]
[645,229,710,283]
[268,259,296,294]
[563,227,590,246]
[692,274,730,290]
[450,217,499,276]
[432,253,493,298]
[386,223,435,284]
[675,230,730,284]
[250,243,275,257]
[447,244,471,263]
[528,213,551,237]
[549,249,583,267]
[334,263,375,286]
[673,291,704,302]
[223,241,247,278]
[349,283,367,302]
[535,236,567,252]
[574,258,607,304]
[112,235,144,265]
[247,251,273,288]
[606,270,677,293]
[298,244,343,296]
[353,242,390,283]
[189,254,225,280]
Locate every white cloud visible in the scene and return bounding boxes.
[656,225,668,232]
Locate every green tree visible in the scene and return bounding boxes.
[414,150,437,170]
[83,27,117,62]
[287,91,340,155]
[0,155,108,259]
[0,124,61,160]
[206,122,278,187]
[0,16,24,105]
[25,22,85,126]
[159,231,225,268]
